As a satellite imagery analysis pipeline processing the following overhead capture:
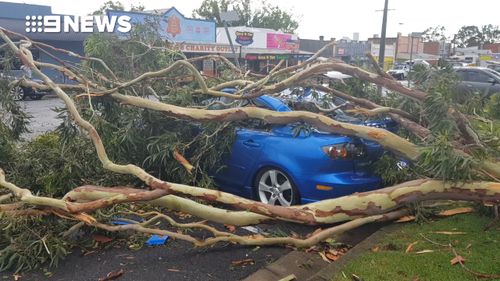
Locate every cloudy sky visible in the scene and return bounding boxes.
[7,0,500,40]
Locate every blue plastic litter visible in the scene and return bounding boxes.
[111,220,133,225]
[146,235,169,246]
[110,216,144,225]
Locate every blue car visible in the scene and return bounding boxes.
[213,88,397,206]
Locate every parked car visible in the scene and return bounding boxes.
[0,72,48,101]
[212,88,397,206]
[454,67,500,98]
[388,60,431,80]
[387,64,409,80]
[486,63,500,73]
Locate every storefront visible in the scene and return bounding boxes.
[175,42,240,76]
[217,26,312,73]
[107,7,216,43]
[109,8,237,75]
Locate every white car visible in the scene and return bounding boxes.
[387,64,409,80]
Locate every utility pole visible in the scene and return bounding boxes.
[220,11,241,69]
[378,0,389,70]
[222,20,240,68]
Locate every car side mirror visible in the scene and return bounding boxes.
[487,77,496,84]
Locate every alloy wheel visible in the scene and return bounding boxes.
[257,169,294,206]
[10,86,24,101]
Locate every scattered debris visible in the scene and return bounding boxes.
[98,269,124,281]
[450,255,466,266]
[231,258,255,266]
[224,224,236,232]
[110,217,138,225]
[415,250,434,254]
[278,274,297,281]
[351,273,364,281]
[405,241,418,253]
[241,226,269,235]
[396,216,416,223]
[438,207,474,217]
[319,248,348,262]
[167,268,181,272]
[146,235,169,246]
[318,251,331,263]
[431,231,466,235]
[92,234,113,244]
[175,212,192,219]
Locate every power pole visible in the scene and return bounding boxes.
[378,0,389,69]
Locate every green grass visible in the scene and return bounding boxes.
[332,213,500,281]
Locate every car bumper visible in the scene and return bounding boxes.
[297,172,382,204]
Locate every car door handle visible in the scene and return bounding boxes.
[243,140,261,148]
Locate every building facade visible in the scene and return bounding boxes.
[0,1,87,83]
[217,26,311,73]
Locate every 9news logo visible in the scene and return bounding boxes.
[25,15,132,33]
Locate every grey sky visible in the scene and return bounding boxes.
[5,0,500,40]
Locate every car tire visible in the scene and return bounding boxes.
[253,168,300,206]
[10,86,25,101]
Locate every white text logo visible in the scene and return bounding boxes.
[25,15,132,33]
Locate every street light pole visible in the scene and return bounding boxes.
[408,35,414,87]
[407,32,422,87]
[222,20,240,69]
[378,0,389,69]
[220,11,241,69]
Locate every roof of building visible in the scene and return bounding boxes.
[368,37,398,44]
[0,1,52,20]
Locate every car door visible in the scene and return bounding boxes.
[463,69,497,96]
[215,128,268,194]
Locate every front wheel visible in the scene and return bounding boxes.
[254,168,299,206]
[10,86,25,101]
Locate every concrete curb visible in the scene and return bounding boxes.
[241,250,325,281]
[242,223,390,281]
[307,224,402,281]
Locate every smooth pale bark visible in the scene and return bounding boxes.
[1,29,498,226]
[65,186,269,226]
[112,93,421,160]
[64,180,500,225]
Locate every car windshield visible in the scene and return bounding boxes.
[485,68,500,79]
[392,64,406,70]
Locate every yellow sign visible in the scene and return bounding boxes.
[480,55,493,61]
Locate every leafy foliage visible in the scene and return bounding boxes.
[193,0,299,33]
[6,133,134,197]
[0,214,72,273]
[0,79,31,140]
[373,154,413,186]
[91,0,144,15]
[422,25,448,42]
[417,134,478,182]
[453,24,500,48]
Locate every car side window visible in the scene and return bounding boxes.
[456,71,468,81]
[467,71,491,83]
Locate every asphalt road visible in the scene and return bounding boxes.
[18,97,65,140]
[3,221,383,281]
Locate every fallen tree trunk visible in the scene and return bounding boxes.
[63,179,500,225]
[0,28,499,256]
